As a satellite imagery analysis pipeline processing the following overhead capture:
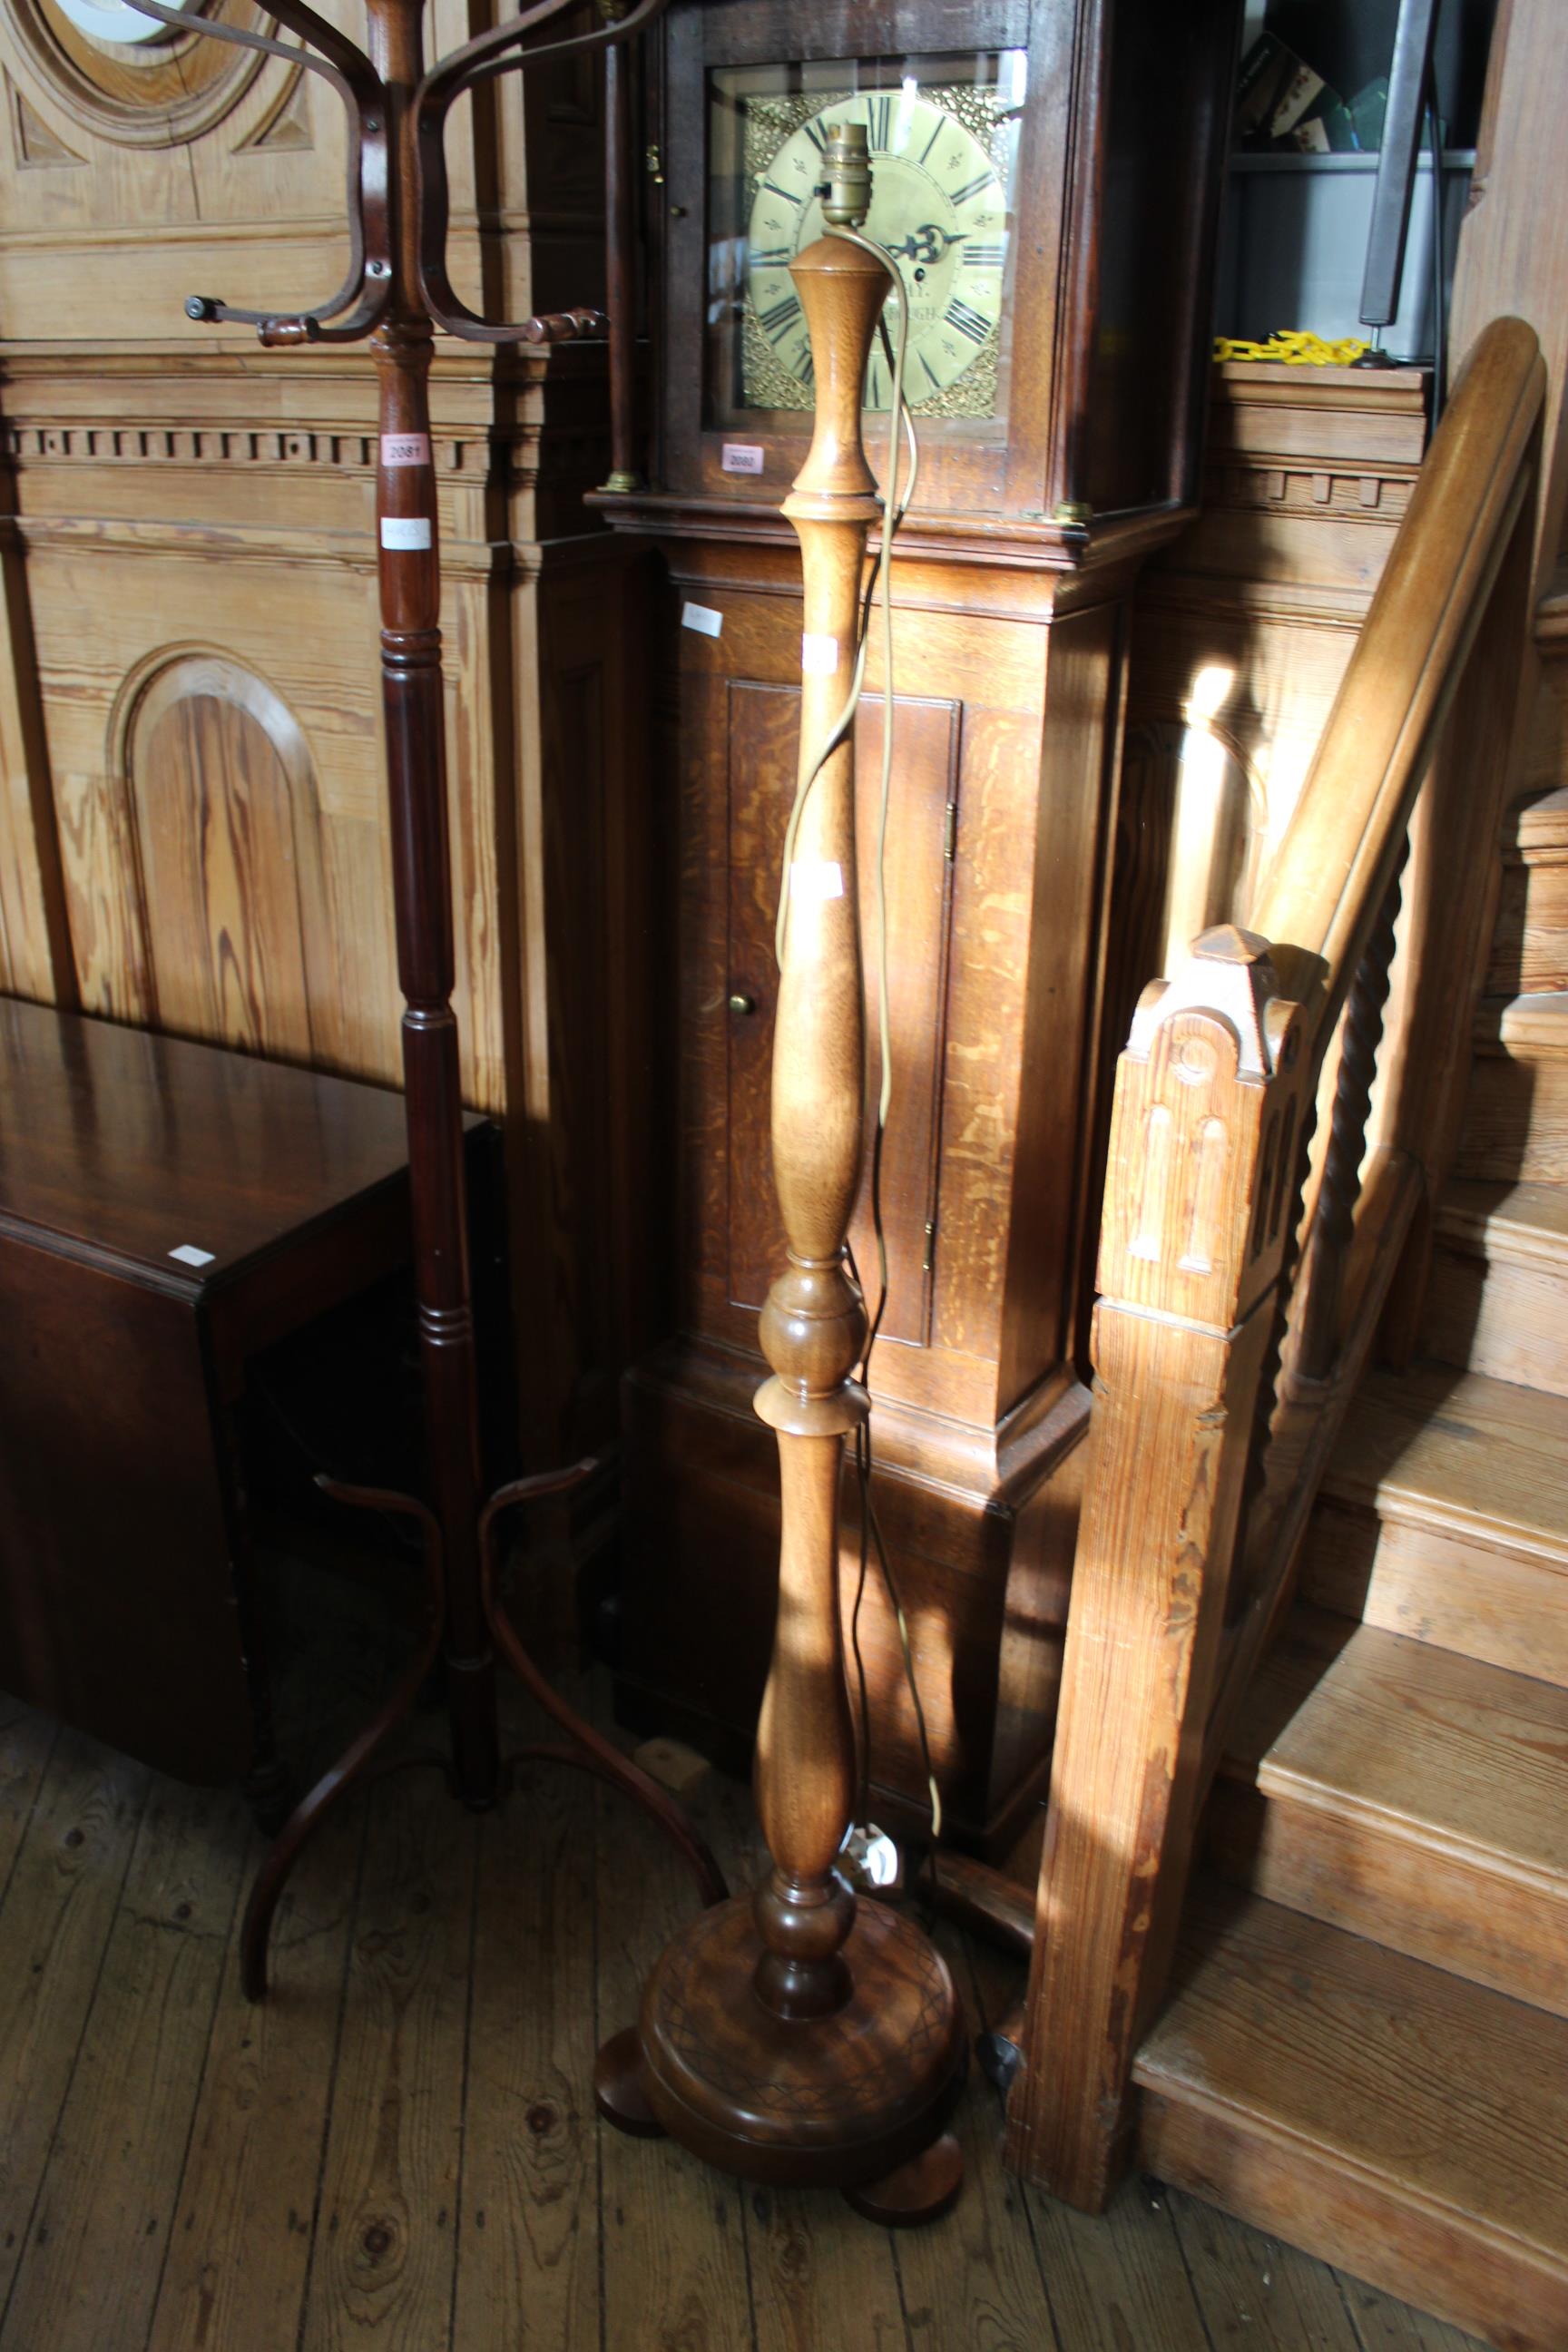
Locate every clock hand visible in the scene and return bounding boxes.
[886,223,965,265]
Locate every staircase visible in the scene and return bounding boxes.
[1132,784,1568,2350]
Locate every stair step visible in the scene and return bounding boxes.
[1459,993,1568,1181]
[1209,1606,1568,2014]
[1134,1883,1568,2351]
[1303,1364,1568,1687]
[1488,787,1568,995]
[1477,990,1568,1052]
[1427,1181,1568,1395]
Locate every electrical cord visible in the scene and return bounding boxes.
[772,223,944,1877]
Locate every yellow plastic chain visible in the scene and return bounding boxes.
[1213,329,1372,366]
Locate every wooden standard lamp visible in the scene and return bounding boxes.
[595,125,966,2226]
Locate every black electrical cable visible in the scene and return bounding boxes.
[1426,93,1446,423]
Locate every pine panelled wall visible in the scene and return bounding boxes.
[0,0,652,1464]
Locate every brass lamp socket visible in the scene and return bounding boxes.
[821,122,872,229]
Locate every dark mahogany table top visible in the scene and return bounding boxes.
[0,997,430,1293]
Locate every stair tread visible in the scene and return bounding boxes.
[1508,784,1568,854]
[1324,1364,1568,1564]
[1437,1179,1568,1267]
[1135,1882,1568,2265]
[1223,1605,1568,1891]
[1476,989,1568,1052]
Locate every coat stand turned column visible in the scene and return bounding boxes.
[132,0,725,2000]
[594,127,966,2226]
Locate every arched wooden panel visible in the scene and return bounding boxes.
[123,652,330,1065]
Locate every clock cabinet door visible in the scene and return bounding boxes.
[723,682,959,1350]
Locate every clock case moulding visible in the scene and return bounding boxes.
[594,0,1243,1855]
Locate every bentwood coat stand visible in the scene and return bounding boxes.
[123,0,721,1998]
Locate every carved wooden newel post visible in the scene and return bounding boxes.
[596,128,966,2224]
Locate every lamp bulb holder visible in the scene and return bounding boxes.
[821,122,873,230]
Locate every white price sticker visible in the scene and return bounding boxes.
[380,515,432,551]
[720,442,766,475]
[801,632,839,676]
[169,1243,215,1268]
[789,858,845,904]
[681,601,723,638]
[380,433,431,468]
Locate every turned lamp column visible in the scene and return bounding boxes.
[748,202,887,2022]
[596,129,965,2223]
[371,0,496,1806]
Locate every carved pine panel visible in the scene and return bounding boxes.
[125,652,328,1065]
[0,0,499,336]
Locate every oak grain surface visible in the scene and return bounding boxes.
[1324,1362,1568,1557]
[1135,1883,1568,2352]
[1213,1604,1568,2014]
[1226,1606,1568,1881]
[1428,1180,1568,1396]
[0,1675,1488,2352]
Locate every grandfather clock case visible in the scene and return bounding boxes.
[602,0,1240,1852]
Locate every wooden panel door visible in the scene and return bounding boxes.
[724,681,958,1348]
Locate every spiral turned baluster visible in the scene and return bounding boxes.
[1296,840,1409,1381]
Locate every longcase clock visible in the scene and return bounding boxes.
[597,0,1240,1853]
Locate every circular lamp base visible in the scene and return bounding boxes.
[596,1890,965,2220]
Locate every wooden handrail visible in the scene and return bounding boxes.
[1002,316,1544,2214]
[1257,317,1543,1016]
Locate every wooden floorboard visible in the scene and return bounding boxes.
[453,1671,602,2352]
[0,1683,1492,2352]
[0,1696,57,1902]
[0,1730,149,2319]
[1,1774,248,2352]
[710,1748,911,2352]
[299,1763,478,2352]
[894,1921,1056,2352]
[962,1922,1220,2352]
[591,1671,757,2352]
[144,1805,367,2352]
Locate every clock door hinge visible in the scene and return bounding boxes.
[944,799,957,861]
[923,1220,936,1275]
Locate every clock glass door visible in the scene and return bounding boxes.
[705,51,1026,433]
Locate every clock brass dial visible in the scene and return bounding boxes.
[734,76,1020,418]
